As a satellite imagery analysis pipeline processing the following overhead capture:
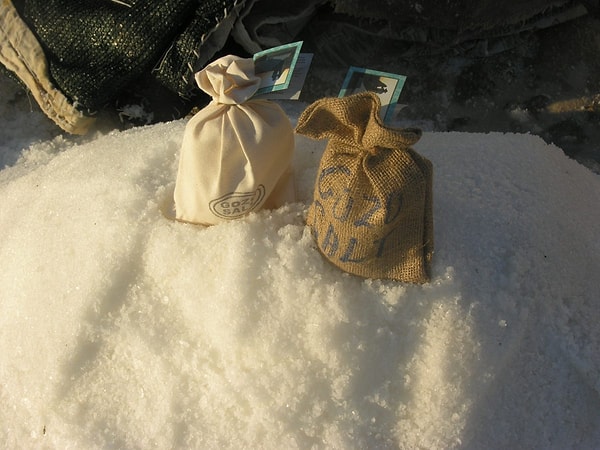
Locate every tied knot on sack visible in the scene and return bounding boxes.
[296,92,422,156]
[295,91,433,284]
[196,55,261,105]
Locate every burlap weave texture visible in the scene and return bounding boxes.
[296,92,433,283]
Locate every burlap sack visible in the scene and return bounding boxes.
[173,55,295,225]
[295,92,433,283]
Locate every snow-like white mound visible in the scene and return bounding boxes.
[0,117,599,449]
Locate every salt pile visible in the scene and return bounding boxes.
[0,112,599,448]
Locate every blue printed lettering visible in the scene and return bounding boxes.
[354,195,381,227]
[339,237,367,263]
[321,224,339,257]
[384,190,403,224]
[318,166,351,199]
[332,189,353,222]
[374,224,402,258]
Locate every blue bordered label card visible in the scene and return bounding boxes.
[253,53,313,100]
[253,41,304,97]
[339,67,407,123]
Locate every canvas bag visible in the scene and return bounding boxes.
[295,92,433,283]
[173,54,295,225]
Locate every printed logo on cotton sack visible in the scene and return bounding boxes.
[209,185,266,219]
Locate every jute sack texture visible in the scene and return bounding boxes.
[173,55,295,225]
[296,92,433,283]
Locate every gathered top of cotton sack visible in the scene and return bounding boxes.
[196,55,262,105]
[170,54,295,226]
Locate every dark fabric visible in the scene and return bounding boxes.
[301,0,588,66]
[4,0,590,132]
[20,0,242,113]
[233,0,325,52]
[332,0,573,30]
[153,1,243,95]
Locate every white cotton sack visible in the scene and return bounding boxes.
[172,55,295,225]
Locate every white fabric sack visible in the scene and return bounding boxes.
[173,55,295,225]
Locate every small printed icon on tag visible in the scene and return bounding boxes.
[339,67,407,124]
[251,41,313,100]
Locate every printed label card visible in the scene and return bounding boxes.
[339,67,407,123]
[251,41,313,100]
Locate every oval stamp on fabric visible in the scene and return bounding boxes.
[209,185,266,219]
